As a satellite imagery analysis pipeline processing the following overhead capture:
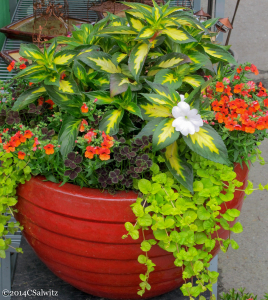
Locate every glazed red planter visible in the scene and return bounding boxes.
[15,162,249,299]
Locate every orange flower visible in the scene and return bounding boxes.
[20,63,27,70]
[80,119,88,132]
[7,61,15,72]
[60,73,67,80]
[216,82,224,93]
[24,130,33,139]
[84,130,97,143]
[244,121,256,133]
[3,142,15,153]
[45,99,55,109]
[211,100,220,111]
[264,99,268,107]
[99,147,110,161]
[224,85,233,96]
[38,97,44,106]
[10,136,21,147]
[237,66,243,74]
[101,139,114,148]
[18,151,26,160]
[81,103,89,113]
[225,118,237,131]
[234,84,242,94]
[44,144,55,155]
[251,64,259,75]
[29,82,34,86]
[85,146,96,159]
[244,66,251,71]
[16,132,27,143]
[256,119,265,130]
[19,57,28,62]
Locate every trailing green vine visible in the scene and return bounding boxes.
[123,151,268,298]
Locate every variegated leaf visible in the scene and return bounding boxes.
[47,40,57,63]
[13,65,46,79]
[139,99,172,120]
[140,93,174,108]
[164,141,193,192]
[137,27,155,39]
[201,43,237,65]
[145,81,179,104]
[45,85,82,117]
[79,51,121,74]
[162,6,188,18]
[125,12,145,32]
[174,64,190,77]
[183,75,205,88]
[187,50,212,67]
[129,43,150,80]
[154,69,182,90]
[134,118,164,139]
[12,86,46,111]
[112,52,127,66]
[59,78,80,94]
[183,123,230,165]
[73,60,87,82]
[99,109,124,135]
[202,18,219,29]
[171,15,209,33]
[123,102,142,118]
[92,75,110,90]
[125,9,148,20]
[122,2,153,14]
[162,27,196,44]
[153,52,191,69]
[110,73,142,97]
[55,36,82,47]
[59,115,81,157]
[85,91,116,105]
[19,44,46,63]
[53,50,77,65]
[99,26,137,35]
[152,118,180,151]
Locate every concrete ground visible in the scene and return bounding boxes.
[213,0,268,297]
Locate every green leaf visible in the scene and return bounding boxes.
[152,118,180,151]
[138,254,147,264]
[58,78,80,94]
[193,261,204,273]
[138,215,152,227]
[12,86,46,111]
[194,232,207,245]
[58,116,81,157]
[138,179,152,194]
[13,64,46,79]
[129,43,150,81]
[183,123,230,165]
[197,207,210,220]
[164,142,193,192]
[43,73,60,86]
[230,222,243,233]
[73,60,87,82]
[139,99,172,120]
[230,239,239,250]
[153,229,168,241]
[183,75,205,88]
[99,109,124,135]
[134,118,164,139]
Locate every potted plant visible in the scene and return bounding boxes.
[1,1,268,299]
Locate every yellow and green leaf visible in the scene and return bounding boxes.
[19,44,46,63]
[59,78,80,94]
[201,43,237,65]
[140,100,172,120]
[110,73,142,97]
[112,52,127,66]
[183,123,230,165]
[99,109,124,135]
[202,18,219,29]
[153,52,191,69]
[152,118,180,151]
[125,12,145,32]
[58,115,82,157]
[129,43,150,80]
[164,141,193,192]
[137,27,155,39]
[134,118,164,139]
[162,27,196,44]
[183,75,205,88]
[140,93,174,108]
[145,81,179,103]
[123,102,142,118]
[154,69,182,90]
[85,91,116,105]
[12,86,46,111]
[79,51,121,74]
[99,26,137,35]
[73,61,87,83]
[162,6,187,18]
[13,64,46,79]
[53,50,77,65]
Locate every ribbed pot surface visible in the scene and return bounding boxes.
[15,162,249,299]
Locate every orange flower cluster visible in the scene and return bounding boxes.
[207,75,268,133]
[81,103,89,113]
[2,130,33,156]
[84,131,114,161]
[7,61,15,72]
[44,144,55,155]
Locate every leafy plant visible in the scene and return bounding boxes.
[220,288,268,300]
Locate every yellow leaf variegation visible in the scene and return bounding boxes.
[152,118,180,151]
[53,50,77,65]
[129,43,150,80]
[140,101,172,120]
[183,75,205,88]
[99,109,124,135]
[138,27,155,39]
[183,124,230,165]
[162,28,196,44]
[164,141,193,192]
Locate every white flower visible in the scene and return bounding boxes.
[172,102,203,136]
[179,94,186,102]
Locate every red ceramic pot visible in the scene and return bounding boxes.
[15,162,249,299]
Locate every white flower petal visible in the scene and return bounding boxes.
[177,101,191,113]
